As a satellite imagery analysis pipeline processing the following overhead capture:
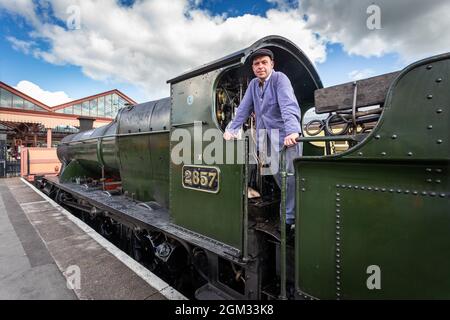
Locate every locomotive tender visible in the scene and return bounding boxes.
[39,36,450,299]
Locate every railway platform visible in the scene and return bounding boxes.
[0,177,186,300]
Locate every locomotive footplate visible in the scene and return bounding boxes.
[42,176,242,262]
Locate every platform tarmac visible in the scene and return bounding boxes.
[0,177,186,300]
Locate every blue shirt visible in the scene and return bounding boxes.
[226,70,301,150]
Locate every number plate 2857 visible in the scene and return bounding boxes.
[182,165,220,193]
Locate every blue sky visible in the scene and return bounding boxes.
[0,0,447,104]
[0,10,138,102]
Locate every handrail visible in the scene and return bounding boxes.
[298,134,367,143]
[171,121,207,128]
[279,145,288,300]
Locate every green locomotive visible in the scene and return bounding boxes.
[41,36,449,299]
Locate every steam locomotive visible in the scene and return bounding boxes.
[38,36,450,299]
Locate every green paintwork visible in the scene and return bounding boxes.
[99,137,119,171]
[60,159,100,183]
[60,136,118,178]
[170,69,245,250]
[335,54,449,161]
[58,122,120,179]
[117,100,171,206]
[295,54,450,299]
[59,101,170,205]
[69,139,101,174]
[116,132,170,205]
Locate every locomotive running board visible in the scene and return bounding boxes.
[43,176,242,262]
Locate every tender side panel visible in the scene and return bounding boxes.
[295,160,450,299]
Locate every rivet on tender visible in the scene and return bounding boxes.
[436,109,443,113]
[436,78,442,83]
[358,152,363,156]
[437,139,443,144]
[381,152,386,156]
[408,152,413,156]
[421,191,427,196]
[391,134,397,139]
[427,94,433,99]
[375,135,381,140]
[426,65,433,70]
[427,125,433,130]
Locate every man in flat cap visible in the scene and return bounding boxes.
[223,48,302,231]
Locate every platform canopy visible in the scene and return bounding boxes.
[0,110,110,129]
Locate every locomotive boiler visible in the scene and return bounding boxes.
[40,35,450,300]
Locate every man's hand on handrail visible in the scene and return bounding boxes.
[223,131,238,140]
[284,132,300,147]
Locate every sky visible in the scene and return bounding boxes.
[0,0,449,105]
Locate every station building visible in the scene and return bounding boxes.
[0,81,136,177]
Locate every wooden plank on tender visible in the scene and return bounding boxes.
[314,71,400,114]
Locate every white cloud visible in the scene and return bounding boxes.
[1,0,327,100]
[4,0,447,101]
[0,0,40,26]
[6,36,35,54]
[348,69,375,81]
[14,80,73,106]
[301,0,450,62]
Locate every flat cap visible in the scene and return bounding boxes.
[249,48,274,63]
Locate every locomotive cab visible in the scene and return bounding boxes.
[167,36,323,248]
[213,39,324,226]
